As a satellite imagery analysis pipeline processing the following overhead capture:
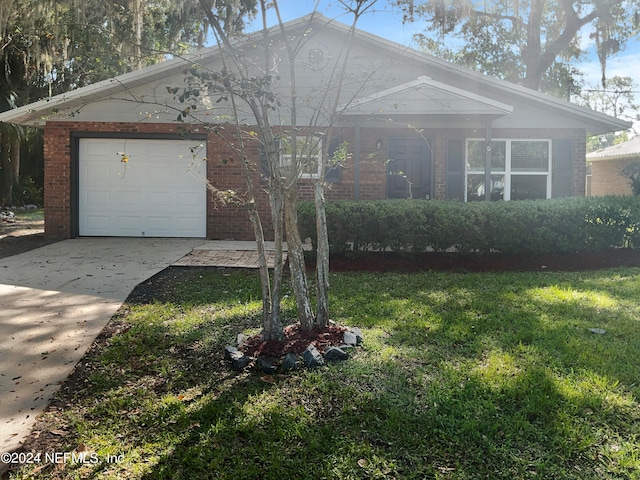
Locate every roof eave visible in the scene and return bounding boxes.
[587,153,640,161]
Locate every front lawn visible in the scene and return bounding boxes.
[9,267,640,479]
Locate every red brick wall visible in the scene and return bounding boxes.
[43,121,268,240]
[43,121,587,240]
[352,126,587,200]
[588,158,636,196]
[43,123,72,239]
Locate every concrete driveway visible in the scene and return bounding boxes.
[0,237,204,459]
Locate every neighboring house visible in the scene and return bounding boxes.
[586,136,640,196]
[0,13,631,240]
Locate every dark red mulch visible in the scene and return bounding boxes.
[240,323,347,359]
[312,248,640,273]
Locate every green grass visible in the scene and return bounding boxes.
[13,208,44,221]
[10,268,640,479]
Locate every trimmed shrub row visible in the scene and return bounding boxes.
[297,197,640,255]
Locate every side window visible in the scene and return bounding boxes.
[280,136,322,179]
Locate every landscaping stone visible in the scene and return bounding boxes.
[323,346,348,361]
[350,327,364,345]
[227,324,364,373]
[224,345,238,360]
[257,357,278,374]
[0,211,16,223]
[302,344,324,368]
[343,331,358,346]
[280,353,302,372]
[229,350,252,370]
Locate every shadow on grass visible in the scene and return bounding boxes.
[136,354,628,479]
[330,270,640,392]
[18,267,639,480]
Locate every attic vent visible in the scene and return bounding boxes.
[308,48,324,65]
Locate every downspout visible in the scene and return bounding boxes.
[484,117,493,201]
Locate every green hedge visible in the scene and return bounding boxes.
[297,197,640,255]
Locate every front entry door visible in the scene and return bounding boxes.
[386,138,431,199]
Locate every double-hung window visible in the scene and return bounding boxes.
[279,136,322,179]
[466,139,551,201]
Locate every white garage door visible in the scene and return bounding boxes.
[79,138,207,237]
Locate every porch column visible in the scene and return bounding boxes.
[354,124,361,200]
[484,117,493,201]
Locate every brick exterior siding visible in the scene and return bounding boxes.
[43,121,587,240]
[588,158,637,196]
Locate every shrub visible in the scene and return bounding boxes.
[297,196,640,255]
[12,176,44,206]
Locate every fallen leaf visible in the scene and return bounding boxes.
[50,429,68,436]
[260,375,276,384]
[358,459,369,468]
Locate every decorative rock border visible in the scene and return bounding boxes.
[224,326,364,373]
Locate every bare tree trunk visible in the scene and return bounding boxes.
[10,135,19,191]
[314,181,329,328]
[0,133,14,205]
[267,186,285,340]
[247,201,275,335]
[285,187,314,330]
[130,0,144,69]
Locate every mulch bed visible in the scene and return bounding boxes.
[314,248,640,273]
[241,323,347,358]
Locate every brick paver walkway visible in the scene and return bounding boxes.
[172,248,283,268]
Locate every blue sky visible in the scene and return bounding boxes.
[246,0,640,123]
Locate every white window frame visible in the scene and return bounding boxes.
[279,136,322,179]
[465,138,552,201]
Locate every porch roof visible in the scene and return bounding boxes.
[340,76,514,118]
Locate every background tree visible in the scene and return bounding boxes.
[621,161,640,195]
[0,0,211,205]
[397,0,640,97]
[577,76,639,151]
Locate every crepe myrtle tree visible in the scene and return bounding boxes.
[167,0,377,340]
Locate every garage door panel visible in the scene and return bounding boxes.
[84,164,118,183]
[146,216,171,228]
[177,191,203,207]
[117,191,142,206]
[85,215,111,231]
[144,168,176,187]
[84,140,115,156]
[116,215,144,229]
[146,191,174,207]
[145,143,171,156]
[84,190,111,207]
[79,139,206,237]
[178,216,205,234]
